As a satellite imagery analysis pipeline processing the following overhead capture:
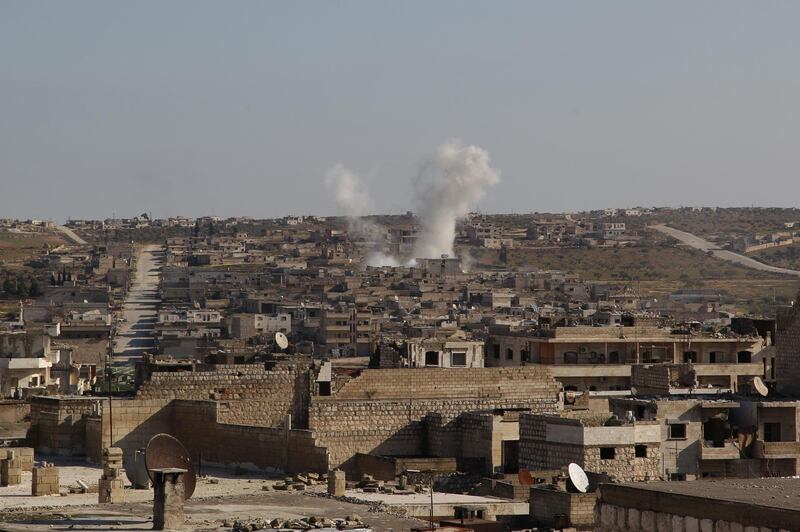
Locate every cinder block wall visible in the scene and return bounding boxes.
[776,304,800,395]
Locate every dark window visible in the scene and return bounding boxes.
[709,351,722,364]
[564,352,578,364]
[635,445,647,458]
[506,348,514,360]
[451,352,467,367]
[600,447,616,460]
[493,344,500,359]
[771,357,776,380]
[764,422,781,442]
[608,351,621,364]
[636,405,646,419]
[670,473,687,481]
[425,351,440,366]
[737,351,752,363]
[521,349,530,362]
[669,423,687,440]
[683,351,697,363]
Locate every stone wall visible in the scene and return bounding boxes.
[29,396,101,455]
[530,487,597,527]
[170,400,328,474]
[136,364,311,428]
[310,367,561,470]
[0,401,30,424]
[519,414,662,482]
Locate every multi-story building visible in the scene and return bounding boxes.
[488,325,766,391]
[319,304,375,357]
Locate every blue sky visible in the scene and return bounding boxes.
[2,1,799,221]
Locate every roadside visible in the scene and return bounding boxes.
[650,224,800,277]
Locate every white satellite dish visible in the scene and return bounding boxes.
[753,376,769,397]
[568,462,589,493]
[275,332,289,351]
[630,386,638,397]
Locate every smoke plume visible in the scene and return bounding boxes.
[411,139,501,259]
[324,164,396,266]
[324,139,500,267]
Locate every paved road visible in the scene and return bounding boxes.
[55,225,88,245]
[651,224,800,277]
[112,244,162,366]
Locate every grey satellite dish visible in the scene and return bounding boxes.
[753,376,769,397]
[568,462,589,493]
[126,448,151,489]
[630,386,638,397]
[275,332,289,351]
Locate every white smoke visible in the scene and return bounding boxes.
[365,251,400,267]
[324,139,500,267]
[324,164,398,266]
[412,139,501,259]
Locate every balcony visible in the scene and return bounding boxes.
[701,442,741,460]
[754,440,800,459]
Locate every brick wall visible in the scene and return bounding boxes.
[310,367,561,470]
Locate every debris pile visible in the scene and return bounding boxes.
[271,472,327,491]
[228,514,368,531]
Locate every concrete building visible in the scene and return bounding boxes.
[319,305,375,357]
[519,411,663,483]
[228,313,291,340]
[406,332,484,368]
[488,325,765,391]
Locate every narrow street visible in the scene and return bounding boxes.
[112,244,163,366]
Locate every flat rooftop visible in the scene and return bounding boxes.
[601,478,800,530]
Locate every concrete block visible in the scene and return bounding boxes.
[729,525,743,532]
[616,505,628,529]
[627,508,640,530]
[685,517,699,532]
[655,512,672,532]
[672,514,685,532]
[600,504,616,528]
[699,520,713,532]
[641,510,655,530]
[715,521,730,532]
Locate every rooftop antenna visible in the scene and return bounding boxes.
[567,462,589,493]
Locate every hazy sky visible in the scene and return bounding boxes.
[2,1,800,221]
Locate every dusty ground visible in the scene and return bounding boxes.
[0,461,426,532]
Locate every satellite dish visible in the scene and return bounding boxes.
[630,386,638,397]
[144,434,196,499]
[275,332,289,350]
[753,376,769,397]
[125,448,151,489]
[568,463,589,493]
[518,468,534,486]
